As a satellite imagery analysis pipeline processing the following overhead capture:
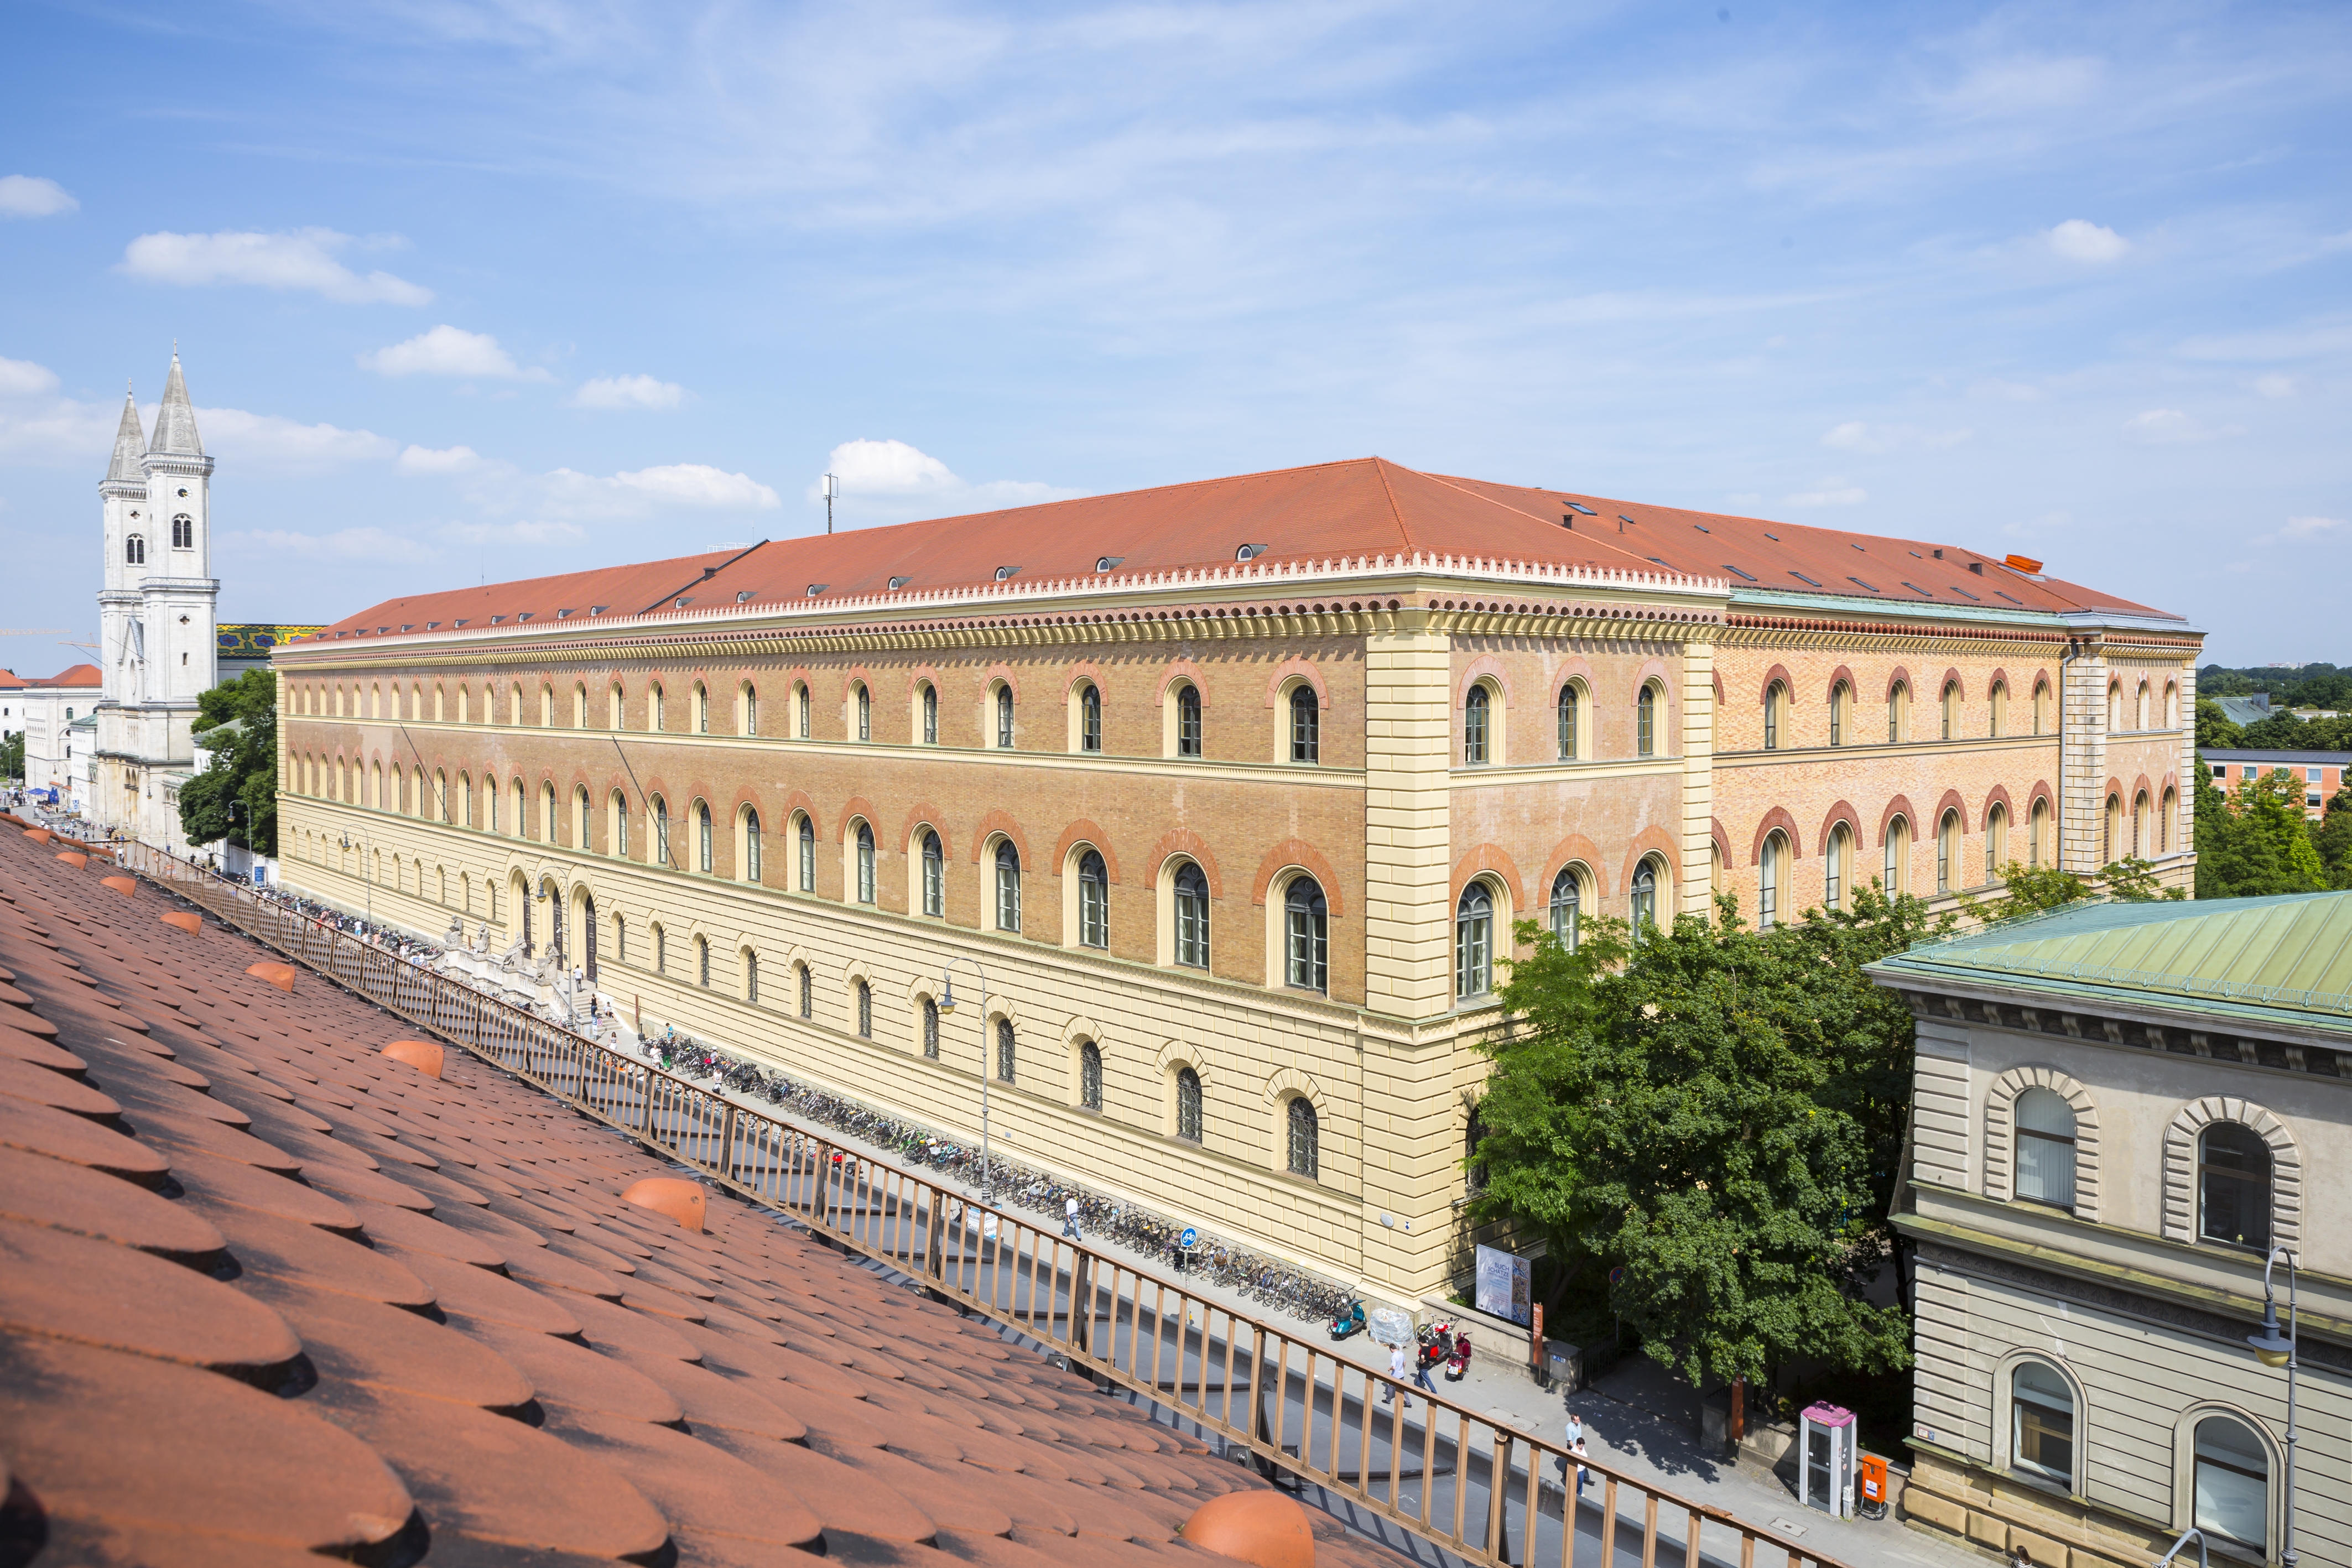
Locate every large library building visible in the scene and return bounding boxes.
[274,457,2202,1305]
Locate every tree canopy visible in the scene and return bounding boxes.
[2193,763,2328,898]
[178,670,278,856]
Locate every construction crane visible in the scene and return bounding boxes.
[0,629,72,637]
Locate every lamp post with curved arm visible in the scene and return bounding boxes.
[2245,1246,2299,1568]
[935,956,992,1199]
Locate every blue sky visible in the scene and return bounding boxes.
[2,1,2346,675]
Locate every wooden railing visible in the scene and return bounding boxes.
[126,845,1855,1568]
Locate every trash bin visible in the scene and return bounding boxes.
[1857,1452,1888,1520]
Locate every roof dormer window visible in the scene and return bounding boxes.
[1235,543,1267,561]
[1094,556,1123,572]
[888,575,913,590]
[806,584,828,597]
[994,565,1019,581]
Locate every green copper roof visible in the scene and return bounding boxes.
[1873,893,2352,1028]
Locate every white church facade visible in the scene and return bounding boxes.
[92,352,220,850]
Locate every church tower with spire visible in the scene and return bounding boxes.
[93,350,220,848]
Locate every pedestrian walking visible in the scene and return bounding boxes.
[1412,1341,1439,1397]
[1063,1195,1082,1241]
[1384,1341,1412,1408]
[1571,1436,1590,1501]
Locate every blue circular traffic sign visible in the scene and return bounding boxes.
[1179,1227,1198,1249]
[1608,1266,1626,1286]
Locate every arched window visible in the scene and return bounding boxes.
[2136,682,2151,731]
[1455,883,1493,998]
[1940,680,1960,741]
[511,778,525,837]
[1079,1040,1102,1111]
[921,830,944,916]
[855,683,871,741]
[921,684,938,744]
[996,685,1014,748]
[608,790,628,857]
[1172,863,1209,968]
[1557,684,1580,760]
[1888,681,1909,743]
[2030,799,2049,867]
[922,997,939,1058]
[1078,850,1110,948]
[2194,1416,2269,1550]
[797,684,811,738]
[698,801,714,873]
[1760,831,1787,928]
[171,513,193,549]
[1463,685,1490,765]
[653,797,670,867]
[1285,877,1328,991]
[2198,1123,2271,1250]
[856,980,872,1038]
[125,534,144,565]
[2014,1088,2078,1209]
[1177,684,1203,758]
[1175,1067,1203,1142]
[1631,859,1659,933]
[855,822,876,903]
[576,786,591,848]
[2104,794,2121,863]
[1763,681,1786,750]
[1990,681,2007,737]
[797,815,816,892]
[2166,682,2180,730]
[2108,682,2124,732]
[2011,1363,2075,1486]
[745,950,759,1004]
[1884,815,1909,894]
[740,683,757,734]
[1289,684,1319,764]
[995,841,1022,932]
[1829,681,1850,747]
[1078,683,1102,753]
[798,963,812,1018]
[696,936,711,988]
[1286,1097,1319,1179]
[1985,804,2007,879]
[1636,684,1657,757]
[743,808,762,882]
[2033,680,2051,736]
[1825,824,1851,911]
[2160,788,2176,852]
[1937,809,1959,892]
[995,1017,1016,1082]
[1548,866,1581,950]
[2132,791,2149,859]
[652,684,667,732]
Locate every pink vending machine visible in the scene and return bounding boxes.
[1800,1403,1856,1519]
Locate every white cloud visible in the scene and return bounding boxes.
[360,325,549,379]
[192,408,397,472]
[542,462,780,515]
[0,356,61,398]
[2122,408,2241,445]
[2175,316,2352,362]
[1969,378,2046,403]
[397,444,487,475]
[217,526,430,562]
[2046,218,2130,264]
[2254,374,2297,399]
[1820,421,1970,453]
[2263,515,2344,544]
[0,175,77,218]
[1783,477,1867,507]
[119,228,431,305]
[437,519,586,545]
[570,374,684,409]
[811,437,1078,517]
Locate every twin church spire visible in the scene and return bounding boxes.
[103,350,205,483]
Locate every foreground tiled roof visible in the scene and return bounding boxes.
[24,663,101,690]
[0,824,1388,1566]
[306,457,2182,644]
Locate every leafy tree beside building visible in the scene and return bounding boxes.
[177,669,278,856]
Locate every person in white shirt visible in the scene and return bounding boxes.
[1063,1195,1082,1240]
[1385,1342,1412,1408]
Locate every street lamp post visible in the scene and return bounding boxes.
[337,831,372,924]
[2246,1247,2300,1568]
[935,957,992,1199]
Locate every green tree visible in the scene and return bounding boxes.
[1470,886,1945,1393]
[2195,767,2327,899]
[2314,789,2352,892]
[178,670,278,855]
[1,730,22,782]
[2194,698,2243,752]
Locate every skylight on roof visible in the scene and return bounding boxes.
[1565,502,1597,515]
[1789,571,1822,587]
[1762,532,1779,541]
[1996,590,2025,605]
[1692,523,1710,533]
[1647,556,1669,567]
[1619,515,1640,527]
[1723,564,1757,581]
[1900,581,1934,597]
[1848,576,1880,592]
[1950,585,1981,601]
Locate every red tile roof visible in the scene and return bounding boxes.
[306,457,2182,644]
[0,823,1407,1566]
[25,664,101,689]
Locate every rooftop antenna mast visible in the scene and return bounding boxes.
[821,472,838,535]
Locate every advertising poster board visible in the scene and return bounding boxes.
[1475,1243,1532,1326]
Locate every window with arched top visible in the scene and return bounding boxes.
[1175,1067,1203,1142]
[1937,809,1959,892]
[172,513,193,549]
[697,801,714,873]
[696,936,710,988]
[2136,682,2151,731]
[1985,803,2008,880]
[1760,830,1788,928]
[856,980,872,1038]
[2165,682,2180,730]
[1763,681,1786,751]
[609,790,628,857]
[2189,1417,2268,1551]
[855,822,876,904]
[2198,1123,2271,1251]
[795,683,810,738]
[1829,681,1850,747]
[1888,681,1910,743]
[1463,684,1491,765]
[1078,683,1102,753]
[511,778,525,837]
[2104,794,2121,864]
[2160,788,2176,852]
[798,963,812,1019]
[1289,684,1319,764]
[1883,815,1910,894]
[1078,850,1110,948]
[125,534,144,565]
[1286,1096,1320,1179]
[855,683,871,742]
[2108,682,2124,732]
[2033,680,2051,735]
[1176,683,1203,758]
[995,1017,1016,1082]
[995,841,1022,932]
[1631,858,1659,933]
[1548,866,1582,949]
[1825,824,1851,911]
[921,683,937,744]
[920,830,945,916]
[651,684,666,732]
[2010,1363,2075,1487]
[1637,684,1658,756]
[798,815,816,892]
[1172,863,1209,968]
[1990,681,2007,737]
[2013,1088,2078,1210]
[1557,683,1580,760]
[742,808,762,882]
[2030,798,2049,867]
[1940,681,1959,741]
[741,683,757,735]
[1455,883,1494,998]
[922,997,939,1058]
[1079,1040,1102,1111]
[1285,877,1328,992]
[995,684,1014,748]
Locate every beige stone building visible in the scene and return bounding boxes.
[272,458,2203,1304]
[1877,892,2351,1567]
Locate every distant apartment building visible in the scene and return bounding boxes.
[15,664,104,808]
[2204,750,2349,820]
